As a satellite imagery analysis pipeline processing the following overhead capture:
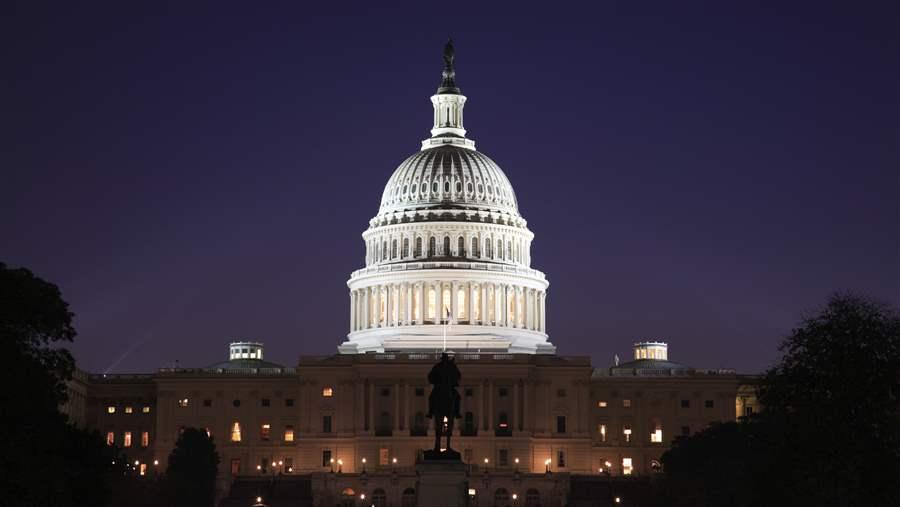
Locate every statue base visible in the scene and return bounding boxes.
[415,456,468,507]
[423,448,462,461]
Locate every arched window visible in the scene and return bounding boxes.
[428,237,436,257]
[486,239,492,258]
[525,488,541,507]
[402,238,409,258]
[391,239,398,259]
[458,236,465,257]
[443,236,451,256]
[341,488,356,507]
[401,488,416,507]
[472,237,480,257]
[415,237,422,257]
[497,239,503,260]
[382,241,388,260]
[494,488,510,507]
[372,488,387,507]
[507,241,512,260]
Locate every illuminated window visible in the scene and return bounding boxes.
[622,399,631,408]
[322,387,333,397]
[177,398,189,407]
[284,426,294,442]
[622,457,633,475]
[141,431,149,447]
[205,428,212,438]
[457,287,466,320]
[231,422,242,442]
[139,463,147,476]
[379,448,390,465]
[598,424,607,442]
[442,286,451,318]
[124,406,133,414]
[651,428,663,443]
[598,401,607,408]
[107,406,116,414]
[142,405,151,413]
[623,425,632,443]
[106,432,115,446]
[260,424,271,441]
[124,432,132,447]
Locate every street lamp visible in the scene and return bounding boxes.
[361,457,367,472]
[615,496,621,504]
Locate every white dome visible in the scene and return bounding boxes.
[378,145,519,217]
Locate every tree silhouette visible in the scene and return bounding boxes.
[164,428,220,507]
[657,293,900,507]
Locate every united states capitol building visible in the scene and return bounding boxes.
[64,43,758,507]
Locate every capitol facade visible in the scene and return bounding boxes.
[63,43,758,507]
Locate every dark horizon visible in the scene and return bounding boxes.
[3,2,898,374]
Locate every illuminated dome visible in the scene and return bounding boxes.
[340,40,554,355]
[377,146,519,218]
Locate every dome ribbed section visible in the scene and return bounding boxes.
[378,146,519,217]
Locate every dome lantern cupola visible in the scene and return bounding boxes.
[423,39,475,150]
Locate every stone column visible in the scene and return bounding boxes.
[350,290,356,331]
[362,288,370,330]
[406,283,413,325]
[481,283,488,326]
[374,286,382,328]
[417,283,425,324]
[494,284,502,327]
[450,281,459,324]
[435,281,443,323]
[468,283,476,324]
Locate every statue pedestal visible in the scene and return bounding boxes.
[416,456,468,507]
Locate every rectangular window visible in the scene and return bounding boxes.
[379,448,389,465]
[681,399,690,408]
[106,432,115,446]
[557,450,566,468]
[284,426,294,442]
[322,415,332,433]
[498,387,509,397]
[744,406,754,416]
[233,399,241,407]
[261,398,270,407]
[142,405,151,413]
[139,463,147,476]
[623,399,631,408]
[651,428,663,443]
[557,388,567,398]
[322,450,332,467]
[285,398,294,407]
[623,457,633,475]
[231,422,242,442]
[124,432,132,447]
[141,431,149,447]
[499,449,509,467]
[380,387,391,397]
[124,406,133,414]
[203,399,212,407]
[599,424,607,442]
[231,458,241,476]
[623,425,632,443]
[598,401,608,408]
[705,399,714,408]
[322,387,333,397]
[260,424,271,441]
[556,415,567,434]
[107,406,116,414]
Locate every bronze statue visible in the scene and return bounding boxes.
[425,352,462,457]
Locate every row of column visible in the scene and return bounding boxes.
[366,231,531,267]
[349,281,546,333]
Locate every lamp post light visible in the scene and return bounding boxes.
[615,496,621,504]
[361,457,367,472]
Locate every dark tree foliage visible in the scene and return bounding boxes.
[0,262,146,506]
[657,294,900,507]
[163,428,220,507]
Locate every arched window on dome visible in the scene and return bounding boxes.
[485,239,492,259]
[472,237,479,258]
[415,237,422,257]
[402,238,409,258]
[428,237,436,257]
[457,237,465,257]
[443,236,451,257]
[391,239,398,259]
[507,241,512,261]
[382,241,388,261]
[497,240,504,260]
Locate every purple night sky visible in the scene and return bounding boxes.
[3,2,898,374]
